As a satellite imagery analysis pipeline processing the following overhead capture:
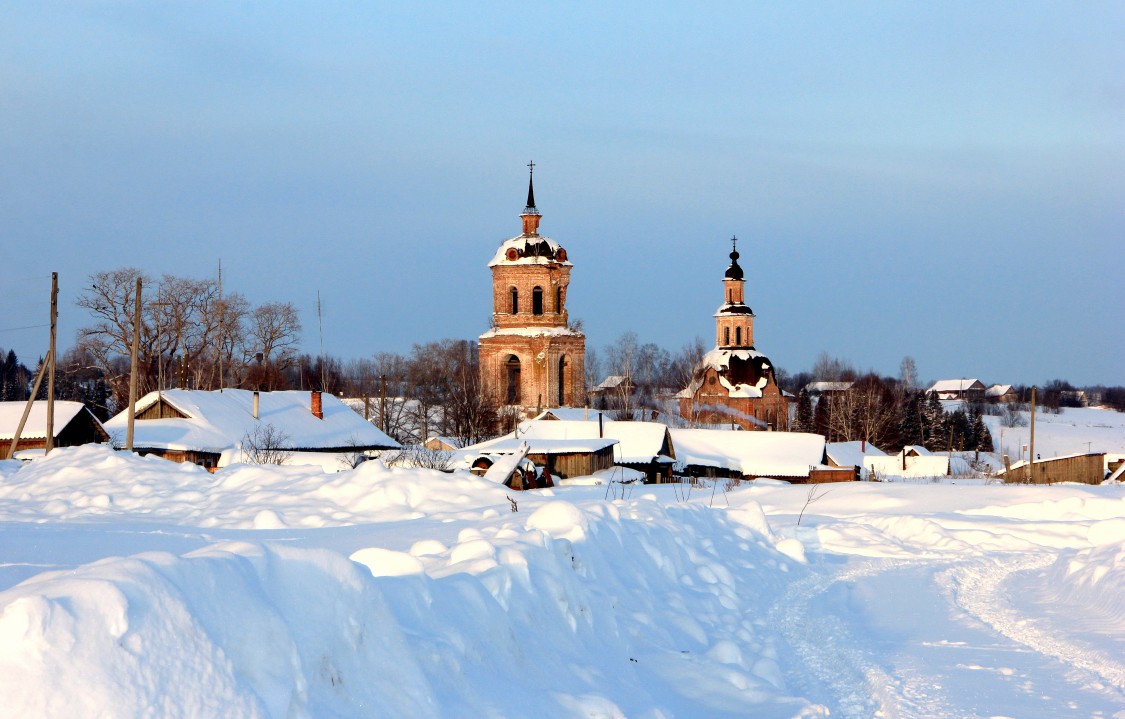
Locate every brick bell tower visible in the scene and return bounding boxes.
[479,163,586,415]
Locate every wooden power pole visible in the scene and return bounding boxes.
[1028,385,1036,484]
[126,277,142,451]
[45,272,58,453]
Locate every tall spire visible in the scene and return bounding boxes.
[523,160,540,216]
[520,161,541,235]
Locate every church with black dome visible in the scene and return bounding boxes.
[677,239,790,430]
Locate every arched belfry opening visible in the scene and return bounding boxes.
[532,286,544,315]
[505,355,521,404]
[510,287,519,314]
[558,355,569,405]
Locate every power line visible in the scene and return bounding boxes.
[0,323,49,333]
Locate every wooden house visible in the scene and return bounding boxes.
[927,379,986,401]
[668,428,851,483]
[0,400,109,460]
[104,389,399,471]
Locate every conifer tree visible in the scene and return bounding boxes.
[793,388,813,433]
[922,392,946,451]
[973,412,993,452]
[813,394,830,439]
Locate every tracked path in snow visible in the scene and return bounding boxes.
[770,559,961,719]
[771,555,1125,718]
[941,554,1125,705]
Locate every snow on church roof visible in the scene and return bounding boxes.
[104,389,399,455]
[700,348,770,398]
[488,234,572,267]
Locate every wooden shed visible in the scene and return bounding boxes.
[0,401,109,460]
[1002,453,1106,485]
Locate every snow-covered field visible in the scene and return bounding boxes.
[1,409,1123,718]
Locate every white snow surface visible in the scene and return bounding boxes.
[0,442,1123,718]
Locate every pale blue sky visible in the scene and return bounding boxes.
[2,2,1122,385]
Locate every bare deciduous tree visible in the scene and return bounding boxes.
[241,423,294,465]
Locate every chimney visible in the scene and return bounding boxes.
[311,390,323,420]
[253,391,260,419]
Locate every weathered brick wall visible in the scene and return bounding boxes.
[480,332,586,409]
[491,264,570,329]
[679,367,790,431]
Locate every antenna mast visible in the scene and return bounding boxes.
[318,290,326,391]
[217,259,223,391]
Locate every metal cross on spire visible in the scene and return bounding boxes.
[527,160,535,175]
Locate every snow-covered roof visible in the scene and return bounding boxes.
[593,375,631,391]
[533,408,607,422]
[488,234,571,267]
[479,326,583,340]
[803,381,853,394]
[825,441,887,469]
[104,389,399,455]
[985,384,1014,397]
[0,401,100,441]
[928,379,984,393]
[668,428,826,478]
[516,419,673,464]
[470,437,619,456]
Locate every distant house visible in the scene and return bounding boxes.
[668,428,852,483]
[984,384,1017,403]
[0,400,109,460]
[104,389,399,471]
[517,418,677,483]
[825,440,887,481]
[423,436,461,452]
[927,379,986,401]
[1000,453,1105,485]
[588,375,635,398]
[460,435,618,481]
[864,445,970,479]
[803,381,854,396]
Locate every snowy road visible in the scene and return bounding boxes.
[773,554,1125,719]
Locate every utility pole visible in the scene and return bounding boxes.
[1029,385,1037,484]
[379,374,387,434]
[7,354,49,459]
[126,277,142,451]
[45,272,58,454]
[217,259,223,392]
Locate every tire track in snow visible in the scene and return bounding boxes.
[770,560,961,719]
[940,554,1125,703]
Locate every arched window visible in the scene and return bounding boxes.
[532,286,543,315]
[724,327,730,346]
[735,326,742,346]
[505,355,521,404]
[558,355,568,405]
[510,287,519,314]
[555,286,562,313]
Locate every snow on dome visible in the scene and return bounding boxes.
[488,234,571,267]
